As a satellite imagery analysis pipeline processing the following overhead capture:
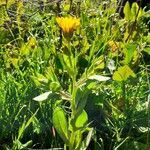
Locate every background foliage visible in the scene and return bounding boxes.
[0,0,150,149]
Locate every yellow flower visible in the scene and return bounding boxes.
[56,16,80,34]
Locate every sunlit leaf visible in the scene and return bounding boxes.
[0,0,15,8]
[123,1,131,20]
[88,75,110,81]
[0,0,5,6]
[49,81,61,92]
[113,65,136,81]
[144,48,150,55]
[94,55,105,70]
[75,110,88,128]
[10,58,19,68]
[53,107,69,143]
[131,2,139,20]
[124,43,136,64]
[33,91,52,101]
[75,88,89,114]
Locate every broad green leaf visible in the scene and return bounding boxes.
[113,65,136,81]
[33,91,52,101]
[75,110,88,128]
[60,54,74,77]
[123,1,131,20]
[53,107,69,143]
[144,48,150,55]
[75,88,90,114]
[137,8,143,19]
[124,43,136,64]
[131,3,144,20]
[131,2,139,20]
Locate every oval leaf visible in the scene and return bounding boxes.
[33,91,52,101]
[88,75,110,81]
[53,107,69,143]
[112,65,136,81]
[123,1,131,20]
[75,110,88,128]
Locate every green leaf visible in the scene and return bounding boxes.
[75,110,88,128]
[123,1,131,20]
[33,91,52,102]
[49,81,61,92]
[75,88,89,114]
[0,0,5,6]
[45,66,59,82]
[74,130,82,149]
[144,48,150,55]
[112,65,136,81]
[124,43,136,64]
[0,0,15,8]
[88,75,110,81]
[82,128,94,150]
[18,110,38,140]
[59,54,74,77]
[13,140,32,150]
[53,107,69,143]
[131,2,141,20]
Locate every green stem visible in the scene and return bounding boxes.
[70,0,73,12]
[68,77,76,150]
[72,77,77,116]
[122,81,128,114]
[69,39,77,150]
[67,39,77,116]
[122,81,126,101]
[69,131,75,150]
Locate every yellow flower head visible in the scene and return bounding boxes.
[56,16,80,34]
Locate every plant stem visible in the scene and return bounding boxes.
[122,81,129,114]
[70,0,73,12]
[69,131,75,150]
[69,39,77,150]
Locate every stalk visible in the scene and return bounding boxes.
[122,81,129,115]
[70,0,73,12]
[68,38,78,150]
